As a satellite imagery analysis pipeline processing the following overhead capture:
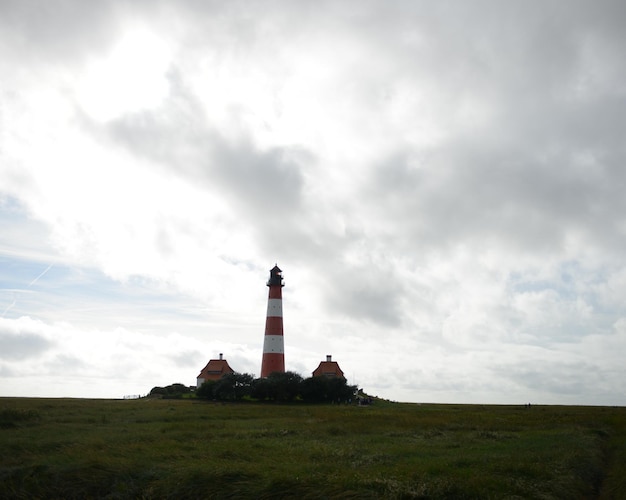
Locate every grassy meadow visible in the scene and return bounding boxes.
[1,397,626,499]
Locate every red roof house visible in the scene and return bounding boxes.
[196,353,235,387]
[312,355,344,378]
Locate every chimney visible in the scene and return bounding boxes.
[219,353,223,360]
[326,355,332,362]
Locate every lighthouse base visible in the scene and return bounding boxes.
[261,353,285,377]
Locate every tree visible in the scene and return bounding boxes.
[250,377,272,401]
[300,376,328,403]
[301,376,356,403]
[198,372,357,404]
[327,376,357,403]
[251,372,303,401]
[195,379,217,399]
[213,373,254,401]
[266,371,303,402]
[196,373,255,401]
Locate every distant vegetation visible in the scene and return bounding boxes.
[2,398,625,498]
[151,371,357,403]
[148,383,193,399]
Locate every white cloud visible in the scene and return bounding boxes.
[77,27,172,122]
[0,315,263,397]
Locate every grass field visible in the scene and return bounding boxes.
[1,397,625,499]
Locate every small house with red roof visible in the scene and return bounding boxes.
[312,355,344,378]
[196,353,235,387]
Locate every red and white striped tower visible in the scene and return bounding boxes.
[260,264,285,377]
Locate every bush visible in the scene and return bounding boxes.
[173,373,356,405]
[300,376,356,403]
[148,383,192,399]
[214,373,255,401]
[252,372,303,402]
[250,377,271,401]
[195,380,217,399]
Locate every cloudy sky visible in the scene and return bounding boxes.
[2,1,626,404]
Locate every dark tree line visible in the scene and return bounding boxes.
[195,371,356,403]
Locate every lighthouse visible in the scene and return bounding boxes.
[260,264,285,377]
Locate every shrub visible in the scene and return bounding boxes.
[300,376,356,403]
[214,373,255,401]
[251,373,300,402]
[148,383,192,399]
[195,380,217,399]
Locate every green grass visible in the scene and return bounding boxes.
[1,398,625,499]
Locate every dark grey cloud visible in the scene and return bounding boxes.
[0,329,52,360]
[358,8,626,258]
[170,350,202,368]
[208,139,307,217]
[323,264,406,328]
[100,77,309,238]
[494,359,607,398]
[401,144,625,257]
